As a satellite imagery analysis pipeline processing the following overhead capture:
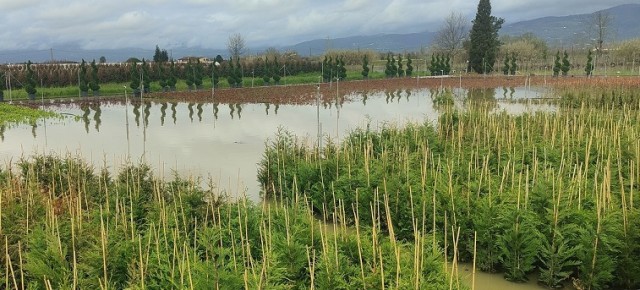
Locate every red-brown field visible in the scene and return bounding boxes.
[147,75,640,105]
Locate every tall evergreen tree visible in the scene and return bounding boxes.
[141,59,151,92]
[338,56,347,80]
[361,54,370,79]
[509,52,517,75]
[167,60,177,90]
[503,55,510,75]
[25,60,37,97]
[78,59,89,94]
[585,49,594,76]
[444,54,451,74]
[429,54,437,76]
[397,55,404,77]
[89,60,100,94]
[468,0,504,74]
[129,61,140,92]
[561,51,570,76]
[552,51,561,77]
[153,45,169,62]
[263,58,272,84]
[385,54,392,78]
[272,56,281,84]
[405,57,413,76]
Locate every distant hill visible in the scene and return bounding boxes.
[500,4,640,48]
[1,4,638,63]
[284,31,435,57]
[286,3,640,55]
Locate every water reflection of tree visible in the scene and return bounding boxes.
[274,104,279,115]
[405,89,411,102]
[197,103,203,122]
[81,103,91,133]
[133,102,141,127]
[188,103,195,122]
[503,87,508,99]
[265,103,270,115]
[465,87,498,110]
[143,102,151,128]
[236,104,242,119]
[31,121,37,138]
[213,103,219,120]
[229,104,235,119]
[510,87,515,98]
[362,92,368,105]
[91,103,102,132]
[171,102,177,124]
[0,124,5,141]
[160,102,167,126]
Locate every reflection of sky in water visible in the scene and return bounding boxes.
[0,88,555,201]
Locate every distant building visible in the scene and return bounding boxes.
[177,56,211,64]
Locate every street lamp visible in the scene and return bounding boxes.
[212,61,219,98]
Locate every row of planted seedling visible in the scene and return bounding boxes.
[258,97,640,289]
[0,153,459,289]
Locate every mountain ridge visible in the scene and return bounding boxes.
[1,4,638,63]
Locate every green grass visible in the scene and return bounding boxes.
[0,68,396,101]
[0,103,61,126]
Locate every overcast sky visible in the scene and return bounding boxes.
[0,0,633,51]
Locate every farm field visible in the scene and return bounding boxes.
[1,75,639,289]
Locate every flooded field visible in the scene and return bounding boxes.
[1,87,554,200]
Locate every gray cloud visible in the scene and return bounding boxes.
[0,0,634,52]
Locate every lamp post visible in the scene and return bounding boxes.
[124,85,130,159]
[212,61,219,99]
[316,78,321,153]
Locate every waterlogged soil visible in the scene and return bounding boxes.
[456,263,577,290]
[146,75,640,105]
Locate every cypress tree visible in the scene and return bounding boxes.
[552,51,561,77]
[338,56,347,80]
[561,51,570,76]
[468,0,504,74]
[25,61,37,97]
[90,60,100,94]
[141,59,151,92]
[167,60,177,90]
[361,54,370,79]
[385,54,392,77]
[390,55,397,77]
[272,56,281,84]
[503,55,510,75]
[186,61,195,89]
[444,54,451,75]
[263,58,271,85]
[405,57,413,76]
[430,54,437,76]
[234,57,243,87]
[509,52,517,75]
[322,56,331,82]
[79,59,89,94]
[129,61,139,92]
[397,55,404,77]
[585,50,594,76]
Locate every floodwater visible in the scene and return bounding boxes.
[456,263,576,290]
[0,87,555,201]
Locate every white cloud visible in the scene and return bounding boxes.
[0,0,635,53]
